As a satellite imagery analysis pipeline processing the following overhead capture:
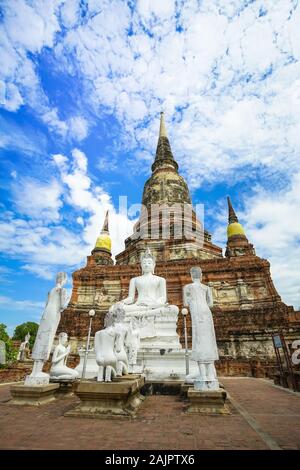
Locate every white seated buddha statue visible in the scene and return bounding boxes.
[111,248,178,339]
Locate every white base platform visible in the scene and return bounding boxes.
[134,348,199,381]
[76,348,199,382]
[76,308,200,382]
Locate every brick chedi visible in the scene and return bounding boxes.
[58,113,300,377]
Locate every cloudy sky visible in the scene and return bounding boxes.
[0,0,300,334]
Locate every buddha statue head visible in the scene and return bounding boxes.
[140,248,156,274]
[190,266,202,282]
[106,303,125,327]
[58,332,68,346]
[113,303,125,323]
[56,271,67,287]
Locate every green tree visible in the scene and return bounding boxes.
[0,323,17,366]
[13,322,39,350]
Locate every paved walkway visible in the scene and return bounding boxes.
[0,378,299,450]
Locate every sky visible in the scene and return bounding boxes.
[0,0,300,335]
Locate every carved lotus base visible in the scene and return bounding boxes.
[8,383,59,406]
[65,375,145,419]
[186,387,230,415]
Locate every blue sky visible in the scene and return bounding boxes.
[1,0,300,335]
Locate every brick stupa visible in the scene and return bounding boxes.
[59,113,300,376]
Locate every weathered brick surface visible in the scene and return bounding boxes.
[0,378,299,450]
[0,364,32,384]
[222,377,300,450]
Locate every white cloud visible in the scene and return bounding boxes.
[42,110,89,141]
[0,147,134,282]
[0,115,47,156]
[2,0,60,53]
[1,1,300,175]
[68,116,89,141]
[22,264,56,280]
[0,81,24,111]
[60,0,80,29]
[53,148,135,255]
[0,1,90,141]
[12,177,63,222]
[0,0,61,115]
[76,216,84,226]
[42,108,68,137]
[0,295,45,311]
[42,0,299,191]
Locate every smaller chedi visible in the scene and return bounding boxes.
[50,332,79,381]
[225,196,255,257]
[25,272,68,386]
[183,266,220,391]
[91,210,114,265]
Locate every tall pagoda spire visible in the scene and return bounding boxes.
[159,110,168,138]
[140,112,191,208]
[101,210,109,234]
[227,196,239,224]
[152,112,178,172]
[115,111,223,265]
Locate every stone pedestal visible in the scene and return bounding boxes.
[24,375,49,386]
[194,379,220,391]
[9,383,59,406]
[50,378,78,398]
[135,348,199,381]
[124,309,181,349]
[65,375,145,419]
[180,383,191,398]
[76,348,199,382]
[187,388,230,415]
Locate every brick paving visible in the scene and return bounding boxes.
[221,377,300,450]
[0,377,299,450]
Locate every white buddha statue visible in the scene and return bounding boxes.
[50,332,79,381]
[183,266,219,391]
[114,248,178,339]
[25,272,68,385]
[94,306,128,382]
[17,332,31,361]
[123,249,167,312]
